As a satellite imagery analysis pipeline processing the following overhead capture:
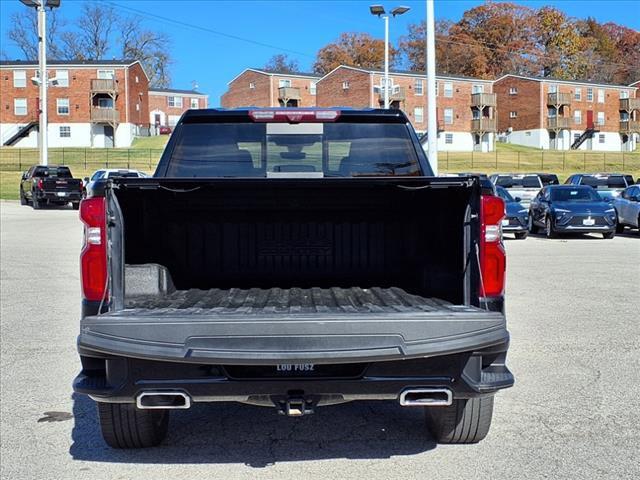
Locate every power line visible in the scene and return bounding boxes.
[105,1,315,59]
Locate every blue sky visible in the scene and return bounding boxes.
[1,0,638,106]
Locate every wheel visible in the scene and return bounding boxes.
[545,216,556,238]
[19,187,27,205]
[425,396,494,444]
[97,402,169,449]
[72,202,80,210]
[615,219,625,234]
[602,231,615,239]
[527,214,538,234]
[514,231,528,240]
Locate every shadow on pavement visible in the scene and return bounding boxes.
[70,393,436,467]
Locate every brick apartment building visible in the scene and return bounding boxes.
[221,68,321,108]
[314,65,497,152]
[0,60,149,148]
[494,74,639,151]
[148,87,208,130]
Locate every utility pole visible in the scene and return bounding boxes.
[383,14,389,109]
[425,0,438,175]
[38,1,48,166]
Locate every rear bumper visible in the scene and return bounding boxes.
[74,343,514,404]
[37,190,83,202]
[554,224,615,233]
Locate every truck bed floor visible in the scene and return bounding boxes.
[125,287,478,316]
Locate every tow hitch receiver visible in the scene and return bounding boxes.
[274,394,316,416]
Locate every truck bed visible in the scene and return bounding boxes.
[79,287,508,365]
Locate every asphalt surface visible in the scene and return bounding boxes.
[1,200,639,480]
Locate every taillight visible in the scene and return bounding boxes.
[249,109,340,123]
[479,195,506,297]
[80,198,108,302]
[37,178,43,189]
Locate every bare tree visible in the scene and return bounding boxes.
[75,2,117,59]
[264,54,300,73]
[7,8,64,60]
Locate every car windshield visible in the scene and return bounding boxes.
[166,122,424,177]
[581,176,626,188]
[33,166,72,178]
[495,176,541,188]
[107,171,140,178]
[496,186,515,202]
[539,175,559,186]
[550,188,602,202]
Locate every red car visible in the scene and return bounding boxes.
[158,126,172,135]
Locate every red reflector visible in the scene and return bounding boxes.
[480,195,506,297]
[37,178,43,189]
[80,198,108,302]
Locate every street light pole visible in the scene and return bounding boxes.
[370,5,410,110]
[425,0,438,174]
[38,1,48,166]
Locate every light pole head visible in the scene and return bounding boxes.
[391,6,410,16]
[19,0,40,7]
[369,5,385,16]
[45,0,61,7]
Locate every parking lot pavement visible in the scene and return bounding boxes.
[1,200,639,480]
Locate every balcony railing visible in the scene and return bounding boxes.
[470,92,497,107]
[619,98,640,111]
[470,117,496,132]
[619,120,640,133]
[90,107,120,123]
[547,117,571,129]
[377,86,406,102]
[278,86,301,100]
[91,79,119,94]
[547,92,572,106]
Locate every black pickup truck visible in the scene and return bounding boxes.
[20,165,83,209]
[74,108,513,448]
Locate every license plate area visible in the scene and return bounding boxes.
[582,218,595,226]
[223,363,367,380]
[57,192,67,197]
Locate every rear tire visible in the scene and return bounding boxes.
[425,396,494,444]
[97,402,169,449]
[514,232,528,240]
[32,193,41,210]
[19,187,27,205]
[545,216,556,238]
[602,231,615,239]
[615,221,625,234]
[72,202,80,210]
[527,214,538,234]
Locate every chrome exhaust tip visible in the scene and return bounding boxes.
[399,388,453,407]
[136,391,191,409]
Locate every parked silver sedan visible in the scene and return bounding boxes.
[613,185,640,235]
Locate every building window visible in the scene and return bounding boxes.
[190,98,199,109]
[574,88,581,100]
[55,70,69,87]
[525,131,531,137]
[547,107,557,118]
[574,110,582,124]
[414,107,424,123]
[168,96,183,108]
[444,108,453,124]
[598,134,605,144]
[509,87,518,95]
[278,79,291,88]
[443,82,453,98]
[597,111,605,125]
[620,90,629,99]
[59,126,71,138]
[249,82,255,89]
[472,109,480,119]
[97,97,113,108]
[472,84,484,94]
[57,98,70,115]
[97,69,115,79]
[586,88,593,101]
[445,133,453,144]
[435,82,439,96]
[14,98,27,116]
[620,111,629,121]
[597,89,605,103]
[509,111,518,118]
[13,70,27,88]
[310,81,317,95]
[549,84,558,94]
[135,75,139,83]
[342,81,350,90]
[574,133,580,142]
[414,79,423,96]
[136,103,140,111]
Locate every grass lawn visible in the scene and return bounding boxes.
[131,135,170,149]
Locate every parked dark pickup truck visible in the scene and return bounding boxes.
[20,165,83,209]
[74,108,514,449]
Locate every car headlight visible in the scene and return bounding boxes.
[518,209,528,214]
[605,208,615,214]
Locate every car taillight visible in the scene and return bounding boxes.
[37,178,43,189]
[249,109,340,123]
[479,195,506,297]
[80,198,108,302]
